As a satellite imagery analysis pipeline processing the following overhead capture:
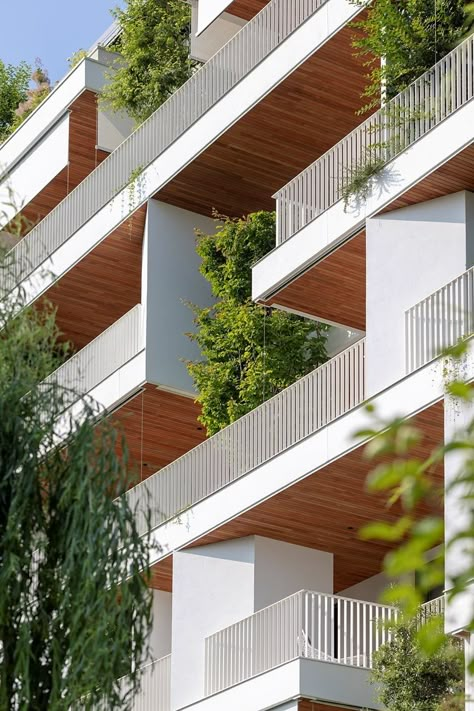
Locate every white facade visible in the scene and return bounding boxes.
[5,2,474,710]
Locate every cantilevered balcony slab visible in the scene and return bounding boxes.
[6,0,367,308]
[124,339,469,595]
[252,37,474,307]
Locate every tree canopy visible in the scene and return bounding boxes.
[350,0,469,112]
[0,241,152,709]
[0,59,30,142]
[186,212,328,436]
[101,0,199,124]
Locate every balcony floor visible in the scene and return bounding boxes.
[149,400,444,593]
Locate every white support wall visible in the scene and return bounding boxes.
[171,536,333,710]
[149,591,172,662]
[141,200,215,395]
[194,0,234,35]
[191,2,246,62]
[366,191,474,397]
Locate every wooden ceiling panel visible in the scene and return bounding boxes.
[43,208,145,351]
[271,231,366,330]
[112,384,205,483]
[156,23,370,218]
[150,401,444,593]
[383,143,474,214]
[299,702,360,711]
[21,91,102,231]
[227,0,268,21]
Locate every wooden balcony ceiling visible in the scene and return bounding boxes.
[111,384,205,484]
[156,23,369,218]
[268,230,366,331]
[42,207,145,351]
[227,0,268,21]
[150,400,444,593]
[21,91,104,231]
[300,702,359,711]
[382,142,474,214]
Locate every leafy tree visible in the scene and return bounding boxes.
[101,0,199,124]
[0,59,30,142]
[68,49,88,69]
[186,212,328,435]
[371,617,464,710]
[10,62,52,132]
[350,0,469,112]
[0,232,152,708]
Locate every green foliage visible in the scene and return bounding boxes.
[371,617,464,710]
[342,155,386,208]
[101,0,199,124]
[9,62,52,135]
[68,49,88,68]
[0,58,30,142]
[350,0,468,112]
[0,226,152,708]
[186,212,328,435]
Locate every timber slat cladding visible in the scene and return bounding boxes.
[383,143,474,214]
[44,207,146,351]
[156,23,370,218]
[21,90,100,229]
[150,401,444,593]
[227,0,268,20]
[299,701,365,711]
[271,231,366,331]
[112,384,205,484]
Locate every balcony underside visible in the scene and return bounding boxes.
[267,230,366,331]
[149,400,444,593]
[227,0,267,21]
[299,701,362,711]
[111,384,205,484]
[17,91,103,232]
[40,207,145,351]
[156,23,370,218]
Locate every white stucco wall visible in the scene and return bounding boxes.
[141,200,215,395]
[194,0,234,35]
[191,3,246,62]
[253,536,333,610]
[149,590,172,661]
[340,571,390,603]
[97,108,134,153]
[366,191,474,396]
[171,536,333,709]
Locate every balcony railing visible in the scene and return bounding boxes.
[6,0,328,291]
[420,595,445,621]
[204,590,397,695]
[275,33,474,245]
[126,339,365,535]
[120,655,171,711]
[44,304,144,406]
[405,267,474,373]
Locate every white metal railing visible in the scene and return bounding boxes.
[420,595,445,620]
[204,590,397,695]
[43,304,144,403]
[275,34,474,244]
[117,655,171,711]
[405,267,474,373]
[6,0,327,291]
[126,339,365,535]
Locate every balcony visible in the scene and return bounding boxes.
[44,304,145,416]
[199,590,396,708]
[5,0,366,301]
[253,35,474,306]
[405,266,474,373]
[121,655,171,711]
[126,339,366,536]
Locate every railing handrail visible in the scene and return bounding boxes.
[6,0,329,290]
[206,588,396,636]
[405,266,474,372]
[126,338,366,534]
[274,33,474,244]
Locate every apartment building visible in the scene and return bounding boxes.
[1,0,473,709]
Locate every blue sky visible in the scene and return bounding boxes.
[1,0,123,84]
